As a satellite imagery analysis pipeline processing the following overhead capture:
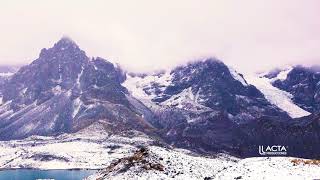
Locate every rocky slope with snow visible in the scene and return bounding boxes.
[0,65,20,79]
[266,66,320,113]
[0,38,320,180]
[0,125,319,180]
[0,37,155,140]
[1,128,317,180]
[85,146,238,180]
[85,146,320,180]
[239,113,320,158]
[122,59,320,158]
[124,59,289,123]
[244,72,311,118]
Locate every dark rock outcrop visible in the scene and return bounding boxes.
[241,113,320,158]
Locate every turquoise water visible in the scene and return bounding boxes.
[0,169,97,180]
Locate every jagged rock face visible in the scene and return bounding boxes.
[0,38,153,140]
[160,107,320,158]
[1,37,319,159]
[2,38,89,106]
[164,60,288,120]
[123,59,290,155]
[96,147,165,178]
[127,59,289,124]
[272,66,320,113]
[159,111,248,155]
[124,61,320,158]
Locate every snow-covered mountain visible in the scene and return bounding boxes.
[0,37,320,180]
[123,59,289,123]
[122,59,320,158]
[0,37,155,140]
[0,38,318,157]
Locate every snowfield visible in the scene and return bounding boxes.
[0,126,319,180]
[161,87,212,115]
[86,146,320,180]
[122,73,172,105]
[244,73,311,118]
[215,157,320,180]
[0,124,153,170]
[122,73,212,115]
[123,67,312,120]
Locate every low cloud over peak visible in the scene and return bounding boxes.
[0,0,319,73]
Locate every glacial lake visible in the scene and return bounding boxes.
[0,169,97,180]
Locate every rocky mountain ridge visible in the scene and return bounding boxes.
[0,37,319,159]
[0,37,154,140]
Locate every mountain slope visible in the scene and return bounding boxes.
[123,59,294,156]
[0,37,154,140]
[1,37,319,159]
[239,113,320,158]
[266,66,320,113]
[244,73,311,118]
[0,65,20,102]
[122,59,320,158]
[123,59,289,123]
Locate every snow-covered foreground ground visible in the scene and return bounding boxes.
[0,125,319,180]
[216,157,320,180]
[85,146,237,180]
[86,146,320,180]
[0,124,153,170]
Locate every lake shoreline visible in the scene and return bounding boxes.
[0,168,101,171]
[0,169,98,180]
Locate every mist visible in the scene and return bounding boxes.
[0,0,320,73]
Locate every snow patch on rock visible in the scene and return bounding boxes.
[122,72,172,110]
[161,87,211,116]
[274,67,293,81]
[72,97,82,118]
[229,67,248,86]
[0,72,14,77]
[244,73,311,118]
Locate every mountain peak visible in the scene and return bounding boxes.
[53,36,79,50]
[38,36,86,62]
[59,36,75,43]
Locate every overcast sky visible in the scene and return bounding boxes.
[0,0,319,73]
